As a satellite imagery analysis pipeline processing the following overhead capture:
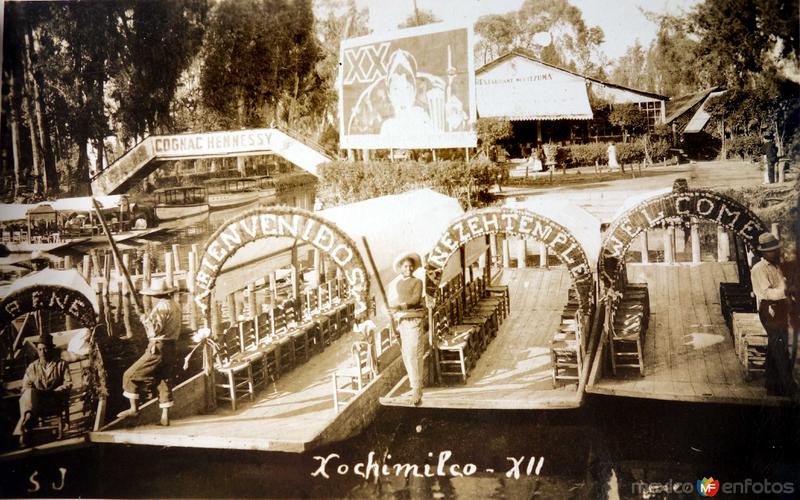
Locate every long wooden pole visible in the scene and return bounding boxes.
[361,236,396,337]
[92,198,144,316]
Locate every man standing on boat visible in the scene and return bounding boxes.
[750,233,797,397]
[388,252,427,405]
[118,278,181,425]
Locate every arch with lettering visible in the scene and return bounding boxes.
[193,207,369,316]
[599,187,767,290]
[425,207,595,313]
[0,285,98,328]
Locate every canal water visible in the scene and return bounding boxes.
[3,187,799,498]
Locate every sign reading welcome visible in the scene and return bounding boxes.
[599,189,767,289]
[0,285,97,327]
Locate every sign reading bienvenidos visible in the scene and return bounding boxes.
[193,208,369,314]
[425,208,594,311]
[339,22,476,150]
[0,285,97,327]
[599,189,767,288]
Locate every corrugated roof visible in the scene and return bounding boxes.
[664,87,719,124]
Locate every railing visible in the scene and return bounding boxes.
[91,135,153,182]
[280,126,339,160]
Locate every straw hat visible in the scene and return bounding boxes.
[140,277,177,296]
[393,251,422,274]
[26,335,54,348]
[757,232,781,252]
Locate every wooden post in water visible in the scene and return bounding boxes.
[640,231,649,264]
[539,240,547,268]
[172,244,181,272]
[516,237,526,268]
[247,284,256,319]
[121,254,131,295]
[717,226,730,262]
[63,256,75,329]
[91,250,101,278]
[82,255,91,281]
[122,293,133,339]
[664,225,675,264]
[164,252,174,289]
[691,219,701,263]
[226,294,237,324]
[103,255,111,296]
[187,251,196,294]
[143,252,152,290]
[64,255,73,270]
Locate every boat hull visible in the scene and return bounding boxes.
[207,192,260,210]
[155,203,209,221]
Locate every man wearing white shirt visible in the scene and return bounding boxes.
[750,232,796,396]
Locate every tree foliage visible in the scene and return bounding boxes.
[398,7,441,29]
[475,0,605,75]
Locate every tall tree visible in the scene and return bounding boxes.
[475,0,605,73]
[398,7,440,29]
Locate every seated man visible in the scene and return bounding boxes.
[13,335,72,447]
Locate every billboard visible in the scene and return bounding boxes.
[339,23,476,150]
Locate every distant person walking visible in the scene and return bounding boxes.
[750,233,797,397]
[607,142,619,171]
[762,132,778,184]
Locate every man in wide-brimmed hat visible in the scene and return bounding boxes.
[118,277,181,425]
[388,251,426,405]
[14,335,72,447]
[751,232,797,396]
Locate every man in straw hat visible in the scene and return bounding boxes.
[14,335,72,447]
[118,277,181,425]
[750,232,797,396]
[388,251,426,405]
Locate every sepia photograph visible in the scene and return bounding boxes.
[0,0,798,498]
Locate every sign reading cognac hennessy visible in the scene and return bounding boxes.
[425,208,594,311]
[0,285,97,327]
[599,188,767,289]
[152,129,283,157]
[194,208,369,314]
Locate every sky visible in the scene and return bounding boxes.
[355,0,701,61]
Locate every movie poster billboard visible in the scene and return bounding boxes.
[339,23,476,150]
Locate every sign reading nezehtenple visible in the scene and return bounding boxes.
[0,285,97,328]
[599,188,767,289]
[194,207,369,316]
[425,208,594,312]
[339,23,476,150]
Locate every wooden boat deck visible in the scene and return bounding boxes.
[587,262,799,406]
[382,267,585,409]
[90,329,403,453]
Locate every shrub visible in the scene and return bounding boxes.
[318,159,504,209]
[648,139,671,162]
[726,135,763,161]
[562,142,607,167]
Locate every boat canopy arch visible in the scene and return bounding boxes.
[0,269,99,328]
[598,181,768,291]
[425,206,596,314]
[193,206,370,317]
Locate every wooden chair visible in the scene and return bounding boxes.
[238,318,269,390]
[609,284,649,376]
[332,341,374,412]
[435,304,476,383]
[214,326,255,410]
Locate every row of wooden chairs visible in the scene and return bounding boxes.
[609,283,650,376]
[551,287,584,387]
[435,275,509,383]
[213,291,356,410]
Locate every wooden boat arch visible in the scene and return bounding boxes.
[193,206,371,319]
[598,182,768,292]
[425,207,595,314]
